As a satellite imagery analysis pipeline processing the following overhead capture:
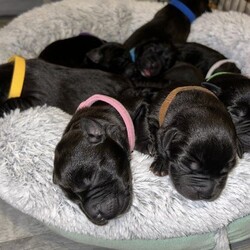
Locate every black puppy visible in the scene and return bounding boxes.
[0,58,132,116]
[53,94,147,225]
[39,33,105,68]
[123,0,210,49]
[130,38,177,79]
[202,73,250,153]
[134,84,242,201]
[176,42,241,77]
[86,40,203,84]
[86,42,134,76]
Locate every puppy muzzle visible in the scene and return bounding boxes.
[171,174,227,201]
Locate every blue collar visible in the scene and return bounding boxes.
[169,0,196,23]
[129,47,136,63]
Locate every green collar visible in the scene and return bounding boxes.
[205,72,237,82]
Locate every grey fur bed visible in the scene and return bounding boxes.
[0,0,250,249]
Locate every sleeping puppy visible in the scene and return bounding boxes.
[0,58,132,116]
[39,33,106,68]
[123,0,210,49]
[202,73,250,153]
[134,84,242,201]
[53,94,146,225]
[176,42,241,77]
[86,40,203,84]
[86,39,176,80]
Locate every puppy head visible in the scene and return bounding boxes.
[203,80,250,153]
[134,39,176,78]
[53,113,132,225]
[158,105,239,201]
[184,0,211,15]
[86,42,131,74]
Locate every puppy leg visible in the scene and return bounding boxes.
[0,98,34,117]
[150,155,169,176]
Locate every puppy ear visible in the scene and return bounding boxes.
[80,118,105,144]
[201,82,222,96]
[161,127,180,153]
[86,49,102,64]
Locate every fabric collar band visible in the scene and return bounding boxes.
[205,59,235,79]
[205,71,237,82]
[8,55,26,99]
[77,94,135,152]
[159,86,217,126]
[169,0,196,23]
[129,47,136,63]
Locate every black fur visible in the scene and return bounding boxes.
[86,40,204,84]
[53,95,147,225]
[162,62,204,84]
[134,84,241,201]
[132,38,177,79]
[123,0,210,49]
[176,42,241,77]
[39,33,105,68]
[86,42,134,76]
[0,59,132,116]
[202,73,250,153]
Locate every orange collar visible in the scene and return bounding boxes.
[158,86,217,126]
[8,55,26,99]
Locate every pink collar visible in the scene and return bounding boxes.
[77,94,135,152]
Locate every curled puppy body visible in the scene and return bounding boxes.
[176,42,241,77]
[123,0,210,49]
[38,33,106,68]
[162,62,204,84]
[0,58,132,116]
[53,94,147,225]
[135,85,242,201]
[202,73,250,154]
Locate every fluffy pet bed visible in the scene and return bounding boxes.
[0,0,250,249]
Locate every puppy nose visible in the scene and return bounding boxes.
[196,181,218,200]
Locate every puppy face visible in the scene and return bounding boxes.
[134,39,176,78]
[53,112,132,225]
[165,126,237,201]
[154,101,239,201]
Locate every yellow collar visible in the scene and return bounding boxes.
[8,55,26,99]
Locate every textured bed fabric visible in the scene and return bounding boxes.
[0,0,250,247]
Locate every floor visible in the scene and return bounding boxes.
[0,199,109,250]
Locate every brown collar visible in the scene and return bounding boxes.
[158,86,217,126]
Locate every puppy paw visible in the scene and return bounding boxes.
[150,158,169,176]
